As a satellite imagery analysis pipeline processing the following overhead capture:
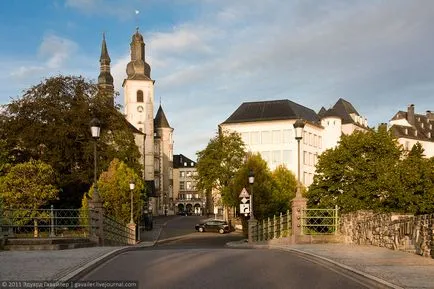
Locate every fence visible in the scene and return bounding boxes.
[1,206,136,246]
[301,206,339,235]
[251,210,291,242]
[1,206,91,238]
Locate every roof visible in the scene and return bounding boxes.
[328,98,361,124]
[173,154,196,168]
[154,105,171,128]
[221,99,320,124]
[390,113,434,142]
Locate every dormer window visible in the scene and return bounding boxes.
[404,128,408,135]
[415,130,418,137]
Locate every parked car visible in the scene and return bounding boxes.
[195,219,230,234]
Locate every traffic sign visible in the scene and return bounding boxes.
[241,197,248,204]
[240,203,250,214]
[239,188,250,198]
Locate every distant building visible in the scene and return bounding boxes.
[173,154,205,215]
[97,29,174,215]
[389,104,434,157]
[220,98,369,187]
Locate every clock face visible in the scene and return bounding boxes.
[137,106,144,112]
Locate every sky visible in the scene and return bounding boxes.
[1,0,433,160]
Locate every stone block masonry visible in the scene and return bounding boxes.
[339,210,434,258]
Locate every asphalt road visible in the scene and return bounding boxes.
[79,216,376,289]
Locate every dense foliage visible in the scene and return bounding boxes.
[81,159,145,224]
[0,75,141,208]
[196,129,246,207]
[307,127,434,214]
[0,160,58,210]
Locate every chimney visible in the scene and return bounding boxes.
[427,110,434,120]
[407,104,415,125]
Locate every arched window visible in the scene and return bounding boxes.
[137,90,144,102]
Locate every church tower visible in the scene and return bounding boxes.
[98,33,114,106]
[154,105,174,215]
[123,28,155,183]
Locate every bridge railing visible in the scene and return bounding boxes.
[251,210,291,242]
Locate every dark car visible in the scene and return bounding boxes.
[195,219,230,234]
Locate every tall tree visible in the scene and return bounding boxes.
[307,126,403,213]
[270,165,297,213]
[0,75,141,207]
[196,129,246,207]
[82,158,145,224]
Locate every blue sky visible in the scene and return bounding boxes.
[1,0,433,160]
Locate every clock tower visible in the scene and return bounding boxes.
[123,28,155,182]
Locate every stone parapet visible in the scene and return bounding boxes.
[340,210,434,258]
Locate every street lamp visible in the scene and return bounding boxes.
[90,118,101,202]
[129,179,135,224]
[293,118,305,198]
[248,169,255,220]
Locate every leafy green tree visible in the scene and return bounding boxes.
[0,75,141,208]
[387,143,434,214]
[82,158,145,224]
[196,129,246,207]
[270,165,297,213]
[307,126,403,213]
[227,153,276,220]
[0,159,58,210]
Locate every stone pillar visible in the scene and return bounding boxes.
[291,196,307,242]
[248,219,258,243]
[128,222,137,245]
[89,197,104,246]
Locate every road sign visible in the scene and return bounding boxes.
[241,197,248,204]
[240,203,250,214]
[239,188,250,198]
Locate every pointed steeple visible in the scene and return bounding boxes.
[154,105,171,128]
[126,27,151,80]
[98,33,114,106]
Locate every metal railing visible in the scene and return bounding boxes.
[301,206,339,235]
[103,215,135,245]
[1,206,91,238]
[252,210,292,242]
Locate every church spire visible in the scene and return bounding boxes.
[126,27,151,80]
[98,33,114,106]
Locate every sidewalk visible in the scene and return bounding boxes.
[226,241,434,289]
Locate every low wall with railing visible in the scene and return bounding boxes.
[339,211,434,258]
[1,206,136,247]
[252,211,291,242]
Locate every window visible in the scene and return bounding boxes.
[303,132,308,144]
[180,181,185,190]
[319,136,322,149]
[303,151,308,165]
[282,150,291,166]
[283,129,292,143]
[180,171,185,178]
[261,151,270,163]
[261,131,271,144]
[272,150,281,165]
[186,181,192,190]
[272,130,281,144]
[251,132,260,145]
[186,171,192,177]
[241,132,249,145]
[137,90,144,102]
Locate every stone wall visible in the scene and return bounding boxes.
[339,211,434,258]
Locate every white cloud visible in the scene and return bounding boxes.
[39,34,78,68]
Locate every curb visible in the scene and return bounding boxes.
[56,220,168,282]
[225,241,402,289]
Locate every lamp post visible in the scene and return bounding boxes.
[293,119,305,198]
[129,180,135,224]
[248,169,255,220]
[90,118,101,202]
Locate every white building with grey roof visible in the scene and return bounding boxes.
[220,98,369,187]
